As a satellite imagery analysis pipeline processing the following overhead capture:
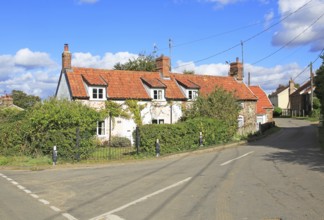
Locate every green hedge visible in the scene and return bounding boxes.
[137,117,236,155]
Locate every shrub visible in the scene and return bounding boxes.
[137,117,236,155]
[0,98,101,160]
[273,107,282,117]
[109,136,131,148]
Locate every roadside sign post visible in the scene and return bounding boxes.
[52,145,58,166]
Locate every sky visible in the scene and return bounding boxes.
[0,0,324,99]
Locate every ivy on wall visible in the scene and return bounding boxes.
[125,100,146,126]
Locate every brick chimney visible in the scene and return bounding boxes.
[228,57,243,82]
[289,79,295,95]
[62,43,72,70]
[156,55,171,79]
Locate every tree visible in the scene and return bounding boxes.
[0,98,101,158]
[114,53,157,71]
[183,70,195,75]
[314,55,324,114]
[12,90,41,109]
[182,87,240,133]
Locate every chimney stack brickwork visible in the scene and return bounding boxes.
[289,79,295,95]
[62,44,72,70]
[156,55,171,78]
[229,57,243,82]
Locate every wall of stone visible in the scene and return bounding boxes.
[238,101,257,135]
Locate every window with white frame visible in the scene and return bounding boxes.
[97,121,106,136]
[153,89,163,100]
[152,119,164,124]
[238,115,244,128]
[91,87,105,100]
[188,90,198,100]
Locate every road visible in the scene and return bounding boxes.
[1,118,324,220]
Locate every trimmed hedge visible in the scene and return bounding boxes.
[137,117,236,155]
[109,136,132,148]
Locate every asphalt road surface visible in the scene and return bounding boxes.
[1,118,324,220]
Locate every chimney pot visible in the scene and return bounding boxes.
[64,44,69,51]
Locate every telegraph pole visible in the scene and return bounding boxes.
[310,62,314,112]
[241,40,244,79]
[169,38,172,71]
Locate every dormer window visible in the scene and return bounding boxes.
[153,89,163,100]
[188,90,198,100]
[90,87,106,100]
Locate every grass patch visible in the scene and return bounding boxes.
[0,155,52,168]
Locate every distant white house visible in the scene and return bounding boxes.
[269,80,296,110]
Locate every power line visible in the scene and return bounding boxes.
[292,48,324,81]
[173,0,314,69]
[252,11,324,65]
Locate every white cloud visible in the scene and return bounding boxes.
[0,49,59,98]
[264,10,274,28]
[272,0,324,51]
[14,48,56,68]
[0,49,139,99]
[72,52,138,69]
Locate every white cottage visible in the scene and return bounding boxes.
[56,44,259,141]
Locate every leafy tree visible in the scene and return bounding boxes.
[114,53,157,71]
[12,90,41,109]
[182,87,240,134]
[273,106,282,117]
[314,55,324,114]
[0,98,101,159]
[183,70,195,75]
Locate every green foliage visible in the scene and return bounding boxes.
[125,100,146,126]
[103,101,130,119]
[0,98,101,160]
[138,117,236,155]
[183,70,195,74]
[273,106,282,117]
[182,87,240,128]
[109,136,131,148]
[114,53,157,72]
[12,90,41,109]
[315,56,324,114]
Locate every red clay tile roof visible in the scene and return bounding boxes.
[176,78,200,89]
[173,74,257,100]
[249,85,273,114]
[65,67,257,101]
[141,77,167,88]
[66,73,88,99]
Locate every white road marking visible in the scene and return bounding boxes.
[39,199,50,205]
[1,173,79,220]
[30,194,39,199]
[17,185,25,190]
[24,189,32,194]
[89,177,192,220]
[62,213,78,220]
[50,206,61,212]
[221,151,254,166]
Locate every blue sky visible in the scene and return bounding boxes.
[1,0,324,98]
